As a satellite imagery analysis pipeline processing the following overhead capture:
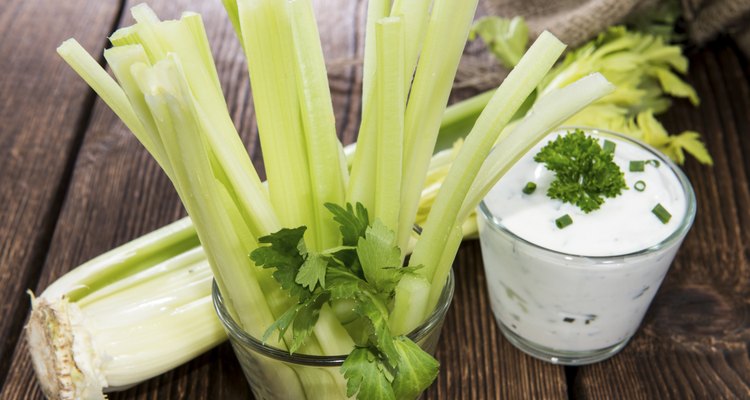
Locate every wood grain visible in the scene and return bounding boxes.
[573,40,750,399]
[0,0,123,390]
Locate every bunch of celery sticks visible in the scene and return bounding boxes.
[28,0,615,398]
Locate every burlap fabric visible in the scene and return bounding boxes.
[485,0,750,51]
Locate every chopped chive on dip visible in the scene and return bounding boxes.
[629,160,645,172]
[645,159,661,168]
[634,180,646,192]
[522,181,537,195]
[652,203,672,224]
[555,214,573,229]
[602,140,616,153]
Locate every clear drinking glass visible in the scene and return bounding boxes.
[477,128,696,365]
[212,271,454,399]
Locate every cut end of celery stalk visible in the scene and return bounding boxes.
[26,296,107,400]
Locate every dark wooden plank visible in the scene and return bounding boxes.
[1,0,569,399]
[0,0,123,390]
[573,40,750,399]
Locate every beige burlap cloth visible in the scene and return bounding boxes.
[484,0,750,51]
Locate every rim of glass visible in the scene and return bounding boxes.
[212,269,455,367]
[478,126,697,261]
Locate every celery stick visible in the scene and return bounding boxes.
[289,0,347,250]
[362,0,390,112]
[373,16,405,232]
[396,0,480,253]
[138,59,306,396]
[56,41,154,164]
[220,0,243,50]
[137,58,272,338]
[389,274,430,336]
[103,45,175,180]
[41,217,198,302]
[435,89,495,153]
[234,0,316,242]
[345,0,389,210]
[389,0,431,94]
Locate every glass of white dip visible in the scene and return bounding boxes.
[477,127,696,365]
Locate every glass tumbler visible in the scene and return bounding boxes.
[477,129,696,365]
[212,271,454,399]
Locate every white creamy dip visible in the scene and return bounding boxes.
[483,130,687,256]
[477,129,695,363]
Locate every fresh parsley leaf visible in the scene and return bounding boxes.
[251,227,310,300]
[261,304,298,344]
[260,291,329,353]
[295,252,328,290]
[326,265,366,300]
[325,202,369,246]
[290,292,329,353]
[355,291,399,368]
[391,337,440,400]
[357,220,404,293]
[341,347,395,400]
[534,130,627,213]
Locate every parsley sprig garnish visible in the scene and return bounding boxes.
[251,203,439,400]
[534,129,627,213]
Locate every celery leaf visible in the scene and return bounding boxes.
[469,16,529,68]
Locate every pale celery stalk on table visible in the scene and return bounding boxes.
[28,1,613,399]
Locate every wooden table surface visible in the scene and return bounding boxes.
[1,0,749,398]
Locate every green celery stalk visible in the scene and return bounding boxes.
[56,41,154,166]
[346,0,390,210]
[373,16,405,232]
[389,0,431,94]
[434,89,495,153]
[233,0,317,244]
[289,0,348,250]
[396,0,480,254]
